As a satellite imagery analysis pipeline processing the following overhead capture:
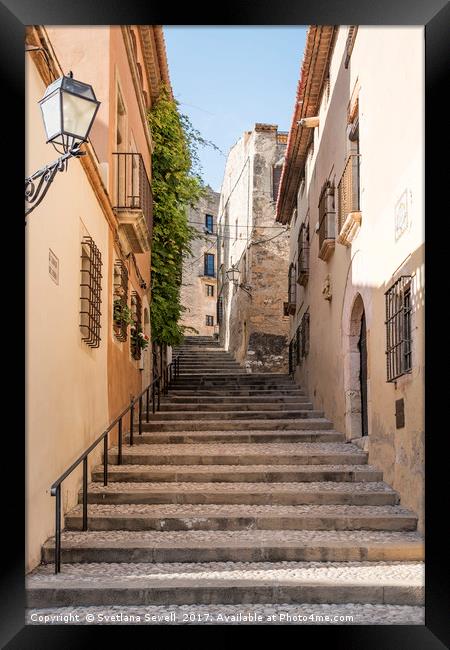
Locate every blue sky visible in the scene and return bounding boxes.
[164,27,307,192]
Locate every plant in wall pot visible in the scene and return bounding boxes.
[131,323,149,359]
[113,299,134,328]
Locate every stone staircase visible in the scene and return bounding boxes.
[27,336,424,612]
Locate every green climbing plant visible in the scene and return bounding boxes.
[148,84,220,347]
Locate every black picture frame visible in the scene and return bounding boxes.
[1,0,448,646]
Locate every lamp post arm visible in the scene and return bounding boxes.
[25,145,86,218]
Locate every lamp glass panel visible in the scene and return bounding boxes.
[62,91,97,140]
[40,92,61,141]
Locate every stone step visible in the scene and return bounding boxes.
[177,369,245,374]
[176,355,236,360]
[80,481,397,506]
[124,430,344,444]
[164,395,310,404]
[64,504,418,532]
[139,418,334,432]
[172,383,299,390]
[92,463,382,484]
[41,530,424,564]
[168,389,306,397]
[107,441,362,466]
[148,410,324,421]
[26,560,425,607]
[174,374,293,381]
[178,366,243,371]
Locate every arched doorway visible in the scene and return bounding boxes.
[344,293,369,439]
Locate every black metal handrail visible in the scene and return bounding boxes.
[50,354,180,573]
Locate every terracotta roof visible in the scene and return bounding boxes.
[275,26,337,224]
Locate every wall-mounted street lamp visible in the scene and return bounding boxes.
[226,265,240,285]
[25,72,100,217]
[226,264,252,297]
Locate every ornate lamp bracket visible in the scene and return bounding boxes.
[25,144,86,219]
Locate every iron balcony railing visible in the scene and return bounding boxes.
[113,152,152,233]
[50,354,181,574]
[338,153,360,232]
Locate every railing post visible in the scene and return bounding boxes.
[129,400,134,446]
[139,395,143,436]
[157,377,161,411]
[55,485,61,574]
[146,387,150,423]
[82,456,88,531]
[118,418,123,466]
[103,433,108,486]
[152,380,156,414]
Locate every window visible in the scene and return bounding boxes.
[385,276,412,382]
[217,297,223,325]
[286,263,296,315]
[113,259,129,342]
[292,310,310,368]
[204,253,215,277]
[344,26,358,69]
[206,284,214,297]
[297,222,310,286]
[206,315,214,326]
[80,236,102,348]
[337,101,361,245]
[205,214,214,233]
[318,181,336,261]
[273,164,283,202]
[130,290,142,360]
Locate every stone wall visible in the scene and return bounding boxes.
[218,125,290,372]
[180,187,220,337]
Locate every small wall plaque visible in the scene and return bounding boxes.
[395,398,405,429]
[49,249,59,285]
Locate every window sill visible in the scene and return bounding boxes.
[318,238,335,261]
[337,211,362,247]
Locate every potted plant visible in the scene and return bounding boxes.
[113,299,134,328]
[131,323,149,359]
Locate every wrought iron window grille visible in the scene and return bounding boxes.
[130,290,143,360]
[80,236,102,348]
[385,275,412,382]
[297,223,310,286]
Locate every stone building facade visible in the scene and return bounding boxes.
[217,124,290,373]
[25,25,170,571]
[276,26,424,530]
[180,187,220,336]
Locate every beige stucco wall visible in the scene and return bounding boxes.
[45,25,153,420]
[288,27,424,530]
[26,59,110,572]
[180,188,220,336]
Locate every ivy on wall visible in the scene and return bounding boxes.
[148,85,218,347]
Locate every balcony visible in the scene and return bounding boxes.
[318,182,336,261]
[297,224,309,287]
[337,153,361,247]
[113,152,152,254]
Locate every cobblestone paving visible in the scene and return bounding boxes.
[108,442,363,454]
[98,463,376,473]
[87,481,393,493]
[66,503,414,516]
[27,560,425,585]
[26,603,425,625]
[43,529,423,546]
